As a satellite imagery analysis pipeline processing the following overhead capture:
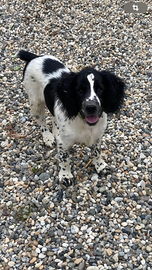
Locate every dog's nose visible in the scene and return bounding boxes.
[85,104,97,114]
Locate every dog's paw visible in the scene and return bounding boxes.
[93,158,108,174]
[60,177,73,188]
[42,130,55,147]
[59,169,73,187]
[99,166,115,176]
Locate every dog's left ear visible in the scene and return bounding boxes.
[100,71,125,113]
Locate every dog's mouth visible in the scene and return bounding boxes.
[85,115,99,125]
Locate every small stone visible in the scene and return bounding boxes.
[137,180,146,187]
[20,116,27,123]
[74,258,83,265]
[57,229,63,236]
[30,257,37,264]
[121,222,128,227]
[140,153,146,159]
[39,253,46,259]
[91,173,98,181]
[36,247,41,253]
[146,246,152,252]
[71,224,79,234]
[42,247,47,252]
[113,253,118,262]
[135,225,142,230]
[106,248,113,256]
[78,260,85,270]
[81,225,88,231]
[39,172,50,181]
[8,261,15,267]
[50,202,54,208]
[86,267,99,270]
[1,140,9,148]
[127,160,134,167]
[119,251,125,257]
[42,196,50,204]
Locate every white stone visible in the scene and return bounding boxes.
[42,247,47,252]
[86,267,99,270]
[42,196,50,204]
[50,202,54,208]
[8,261,15,267]
[36,247,41,253]
[1,139,8,148]
[137,180,146,188]
[91,173,98,181]
[39,253,46,259]
[127,160,134,167]
[113,253,118,262]
[140,153,146,159]
[71,225,79,234]
[81,225,88,231]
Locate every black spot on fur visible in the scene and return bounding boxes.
[42,58,64,74]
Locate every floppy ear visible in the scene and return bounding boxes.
[44,73,79,119]
[100,71,125,113]
[57,72,80,119]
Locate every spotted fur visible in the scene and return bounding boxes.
[17,50,125,187]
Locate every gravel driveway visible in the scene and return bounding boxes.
[0,1,152,269]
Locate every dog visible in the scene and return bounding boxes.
[17,50,125,187]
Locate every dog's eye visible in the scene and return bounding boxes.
[77,89,83,95]
[97,88,103,95]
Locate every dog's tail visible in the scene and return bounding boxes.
[17,50,38,63]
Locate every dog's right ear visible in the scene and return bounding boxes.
[44,72,80,119]
[57,72,80,119]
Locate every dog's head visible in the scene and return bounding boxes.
[45,67,125,124]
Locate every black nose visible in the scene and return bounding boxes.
[85,104,97,114]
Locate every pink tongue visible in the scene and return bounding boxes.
[85,115,99,124]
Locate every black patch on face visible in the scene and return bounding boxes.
[75,69,104,107]
[42,58,65,74]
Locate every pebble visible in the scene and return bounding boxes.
[39,253,46,259]
[106,248,113,256]
[113,253,119,262]
[74,257,83,264]
[30,257,37,264]
[140,153,146,159]
[86,267,99,270]
[91,173,98,181]
[71,225,79,234]
[42,196,50,204]
[137,180,146,188]
[39,173,50,181]
[127,160,134,167]
[8,261,15,267]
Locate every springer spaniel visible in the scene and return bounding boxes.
[17,50,125,187]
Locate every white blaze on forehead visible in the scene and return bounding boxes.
[87,73,100,103]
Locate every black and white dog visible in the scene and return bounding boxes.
[17,50,125,186]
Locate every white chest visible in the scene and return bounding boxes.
[54,104,107,148]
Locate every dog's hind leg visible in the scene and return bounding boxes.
[24,74,55,147]
[30,100,55,147]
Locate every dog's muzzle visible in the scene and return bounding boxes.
[81,99,102,125]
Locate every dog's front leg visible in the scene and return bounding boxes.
[57,142,73,187]
[92,139,108,173]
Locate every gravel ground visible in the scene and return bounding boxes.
[0,0,152,269]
